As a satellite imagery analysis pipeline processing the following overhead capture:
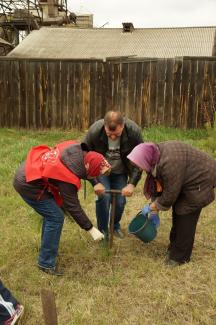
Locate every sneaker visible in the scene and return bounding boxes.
[38,265,64,276]
[4,304,24,325]
[113,229,124,239]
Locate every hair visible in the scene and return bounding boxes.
[104,110,124,131]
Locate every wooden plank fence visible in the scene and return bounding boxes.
[0,57,215,129]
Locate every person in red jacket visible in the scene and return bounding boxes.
[13,141,111,276]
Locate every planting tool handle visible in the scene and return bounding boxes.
[105,189,122,249]
[105,189,122,195]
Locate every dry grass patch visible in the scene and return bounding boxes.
[1,128,216,324]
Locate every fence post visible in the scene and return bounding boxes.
[41,289,58,325]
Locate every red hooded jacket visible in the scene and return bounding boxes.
[25,140,81,206]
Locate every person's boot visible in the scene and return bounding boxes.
[114,228,124,239]
[38,265,64,276]
[164,256,181,267]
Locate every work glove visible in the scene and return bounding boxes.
[149,213,160,229]
[88,226,105,241]
[141,204,151,216]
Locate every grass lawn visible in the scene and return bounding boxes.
[1,126,216,325]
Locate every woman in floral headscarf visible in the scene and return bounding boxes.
[13,140,111,275]
[127,141,216,266]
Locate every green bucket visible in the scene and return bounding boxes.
[128,211,157,243]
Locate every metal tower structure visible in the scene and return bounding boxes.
[0,0,42,45]
[0,0,69,47]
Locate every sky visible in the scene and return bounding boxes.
[67,0,216,28]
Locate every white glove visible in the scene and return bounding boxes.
[88,227,104,241]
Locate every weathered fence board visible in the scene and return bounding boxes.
[172,59,182,127]
[94,62,104,124]
[149,60,157,125]
[164,59,174,127]
[134,62,143,126]
[112,62,120,111]
[68,62,76,128]
[196,60,205,128]
[89,61,96,124]
[141,61,151,126]
[156,59,166,125]
[0,57,215,129]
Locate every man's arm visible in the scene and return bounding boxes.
[83,128,95,150]
[83,120,104,149]
[127,125,143,186]
[128,167,142,186]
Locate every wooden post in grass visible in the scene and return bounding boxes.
[41,289,58,325]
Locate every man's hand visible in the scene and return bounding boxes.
[93,183,105,196]
[121,184,135,197]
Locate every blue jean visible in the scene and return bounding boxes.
[22,197,65,268]
[96,173,127,233]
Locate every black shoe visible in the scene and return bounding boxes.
[164,257,181,267]
[114,229,124,239]
[38,265,64,276]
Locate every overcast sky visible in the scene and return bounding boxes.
[67,0,216,28]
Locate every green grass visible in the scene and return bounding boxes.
[144,125,208,143]
[1,127,216,325]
